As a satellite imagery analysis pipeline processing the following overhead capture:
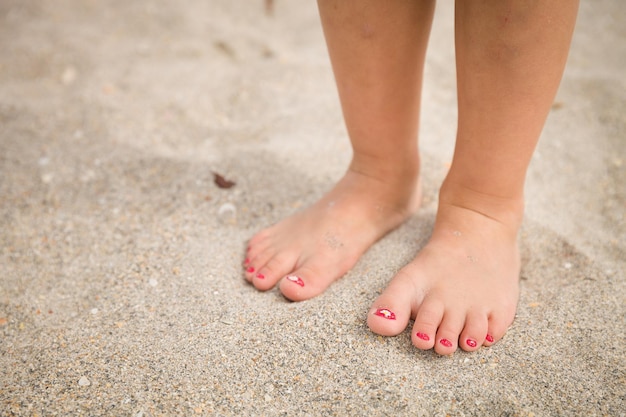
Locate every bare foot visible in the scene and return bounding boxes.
[244,163,421,301]
[367,183,523,354]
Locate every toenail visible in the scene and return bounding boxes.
[255,273,265,279]
[244,258,250,264]
[373,308,396,320]
[466,338,477,348]
[285,275,304,287]
[246,266,255,273]
[485,334,494,343]
[439,338,453,348]
[416,332,430,341]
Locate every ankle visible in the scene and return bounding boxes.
[438,178,525,232]
[338,153,422,216]
[349,150,420,185]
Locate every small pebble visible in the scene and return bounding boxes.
[90,308,98,315]
[78,376,90,386]
[148,278,158,287]
[218,203,237,224]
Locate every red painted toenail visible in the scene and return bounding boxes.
[246,266,255,273]
[255,273,265,279]
[285,275,304,287]
[439,338,453,348]
[416,332,430,341]
[466,339,478,348]
[486,334,494,343]
[244,258,250,264]
[374,308,396,320]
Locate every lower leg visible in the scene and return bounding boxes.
[244,0,435,300]
[447,0,580,209]
[369,0,579,354]
[321,0,434,183]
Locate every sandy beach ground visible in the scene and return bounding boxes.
[1,1,624,415]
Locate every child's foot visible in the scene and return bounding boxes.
[367,182,523,354]
[244,161,421,301]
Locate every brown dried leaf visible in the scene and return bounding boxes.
[213,172,236,189]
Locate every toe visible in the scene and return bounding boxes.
[245,240,267,267]
[483,314,512,347]
[411,298,444,351]
[434,312,465,355]
[278,248,358,301]
[459,310,488,352]
[278,264,325,301]
[367,275,414,336]
[243,256,263,283]
[244,245,276,281]
[243,241,272,282]
[254,251,298,291]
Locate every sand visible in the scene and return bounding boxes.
[1,1,624,415]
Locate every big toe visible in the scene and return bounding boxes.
[367,273,414,336]
[278,252,355,301]
[279,262,338,301]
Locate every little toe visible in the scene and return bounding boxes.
[459,311,488,352]
[411,299,444,350]
[483,316,511,347]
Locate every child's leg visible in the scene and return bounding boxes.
[368,0,579,354]
[244,0,435,300]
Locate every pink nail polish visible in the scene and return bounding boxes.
[374,308,396,320]
[486,334,494,343]
[255,273,265,279]
[285,275,304,287]
[439,338,453,348]
[416,332,430,341]
[466,338,477,348]
[246,266,255,273]
[244,258,250,265]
